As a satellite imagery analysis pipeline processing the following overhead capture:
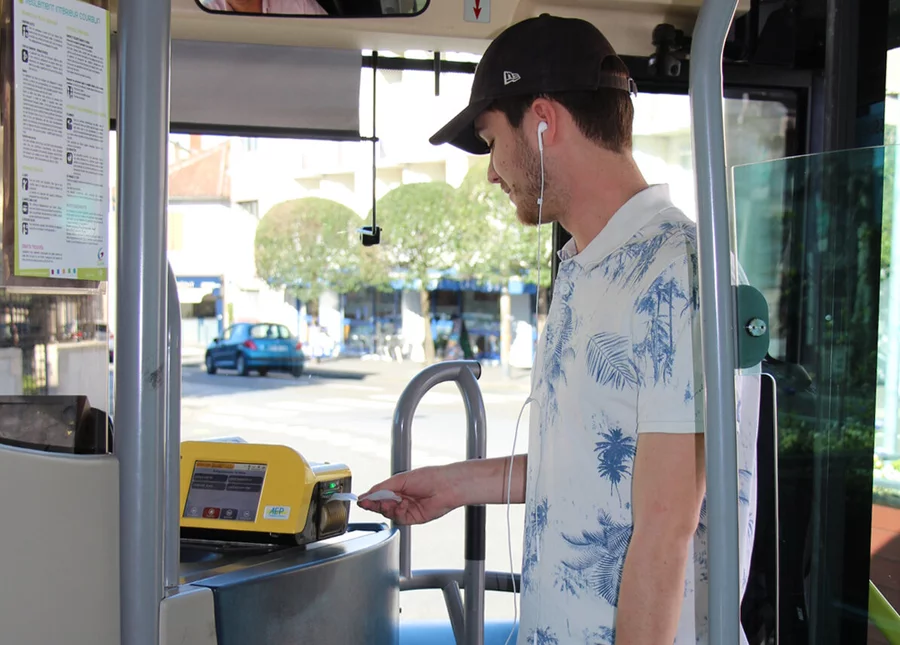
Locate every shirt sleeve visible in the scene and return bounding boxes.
[633,254,704,435]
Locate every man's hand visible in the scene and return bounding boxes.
[358,455,528,525]
[356,464,465,524]
[615,432,705,645]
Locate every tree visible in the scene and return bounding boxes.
[457,158,554,288]
[254,197,391,303]
[456,158,554,369]
[375,181,467,363]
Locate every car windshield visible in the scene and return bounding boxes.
[248,324,292,340]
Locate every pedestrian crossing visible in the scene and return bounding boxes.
[180,395,520,467]
[183,421,451,466]
[366,391,529,406]
[179,369,532,468]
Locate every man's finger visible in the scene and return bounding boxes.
[358,499,383,513]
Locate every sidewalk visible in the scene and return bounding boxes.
[181,346,532,394]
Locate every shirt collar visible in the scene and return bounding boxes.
[557,184,676,267]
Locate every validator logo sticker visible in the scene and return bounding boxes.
[264,505,290,520]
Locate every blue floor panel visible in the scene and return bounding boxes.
[399,620,518,644]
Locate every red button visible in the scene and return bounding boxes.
[203,507,220,519]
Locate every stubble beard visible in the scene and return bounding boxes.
[512,131,557,228]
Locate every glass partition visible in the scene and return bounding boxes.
[732,145,897,645]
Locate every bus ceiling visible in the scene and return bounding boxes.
[150,0,759,59]
[132,0,836,86]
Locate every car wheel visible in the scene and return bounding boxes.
[236,353,249,376]
[205,354,217,374]
[292,364,303,378]
[258,369,268,377]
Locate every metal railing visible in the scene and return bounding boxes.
[391,360,487,645]
[164,264,182,593]
[690,0,743,641]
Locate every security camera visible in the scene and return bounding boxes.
[359,225,381,246]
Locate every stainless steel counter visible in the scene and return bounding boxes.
[179,523,400,645]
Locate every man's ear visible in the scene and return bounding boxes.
[530,98,557,146]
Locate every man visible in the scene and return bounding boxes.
[359,14,760,645]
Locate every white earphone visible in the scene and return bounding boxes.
[502,118,550,645]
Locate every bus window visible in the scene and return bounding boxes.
[632,90,795,220]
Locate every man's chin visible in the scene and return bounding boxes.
[515,207,544,227]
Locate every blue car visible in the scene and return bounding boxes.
[205,322,305,377]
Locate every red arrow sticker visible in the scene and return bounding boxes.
[464,0,488,22]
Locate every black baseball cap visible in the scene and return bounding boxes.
[429,14,635,155]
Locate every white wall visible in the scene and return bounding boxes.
[509,294,535,369]
[52,342,109,413]
[401,290,426,362]
[169,204,258,280]
[319,291,344,346]
[0,349,23,395]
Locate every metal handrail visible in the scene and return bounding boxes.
[163,263,182,593]
[115,0,172,641]
[400,569,520,594]
[391,360,487,645]
[689,0,743,642]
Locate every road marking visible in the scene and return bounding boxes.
[320,383,386,392]
[213,405,294,419]
[316,397,397,411]
[264,401,343,413]
[367,392,527,406]
[182,414,460,464]
[195,413,274,433]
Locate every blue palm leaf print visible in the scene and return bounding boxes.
[593,221,696,289]
[522,497,549,591]
[696,497,707,537]
[526,627,559,645]
[539,266,577,434]
[586,332,640,390]
[554,562,587,597]
[739,469,755,540]
[738,469,752,506]
[633,272,689,385]
[695,497,709,581]
[583,627,616,645]
[686,250,700,311]
[594,424,636,501]
[560,511,634,607]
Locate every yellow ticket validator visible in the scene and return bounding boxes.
[179,440,352,546]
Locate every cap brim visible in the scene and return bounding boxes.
[428,99,492,155]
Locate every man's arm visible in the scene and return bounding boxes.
[358,455,528,525]
[447,454,529,506]
[614,432,705,645]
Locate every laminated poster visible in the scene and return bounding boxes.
[13,0,109,281]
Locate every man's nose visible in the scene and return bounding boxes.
[487,158,500,185]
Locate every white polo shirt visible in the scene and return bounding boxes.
[518,184,760,645]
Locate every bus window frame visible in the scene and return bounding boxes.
[158,52,812,301]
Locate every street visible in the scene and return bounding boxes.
[180,357,532,622]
